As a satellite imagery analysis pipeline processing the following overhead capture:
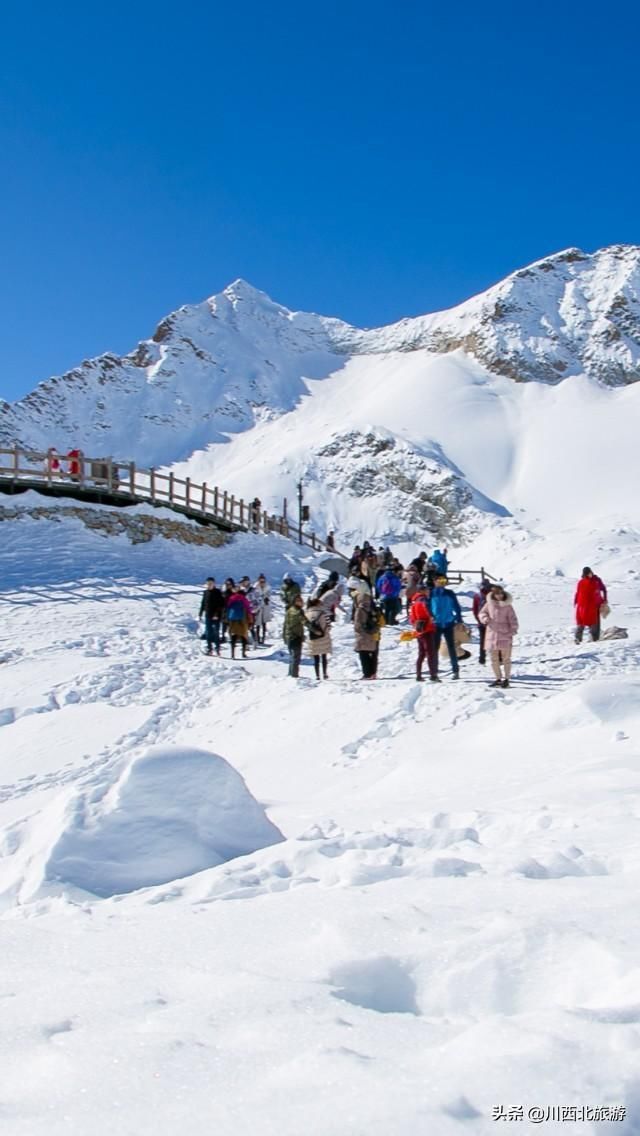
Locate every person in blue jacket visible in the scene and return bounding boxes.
[429,575,462,679]
[429,548,449,576]
[376,568,403,625]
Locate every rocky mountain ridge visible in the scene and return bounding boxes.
[2,244,639,469]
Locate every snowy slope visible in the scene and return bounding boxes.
[1,503,639,1134]
[2,245,640,472]
[170,350,640,553]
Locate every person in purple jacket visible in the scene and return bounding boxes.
[376,567,403,625]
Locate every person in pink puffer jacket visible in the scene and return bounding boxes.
[479,585,519,688]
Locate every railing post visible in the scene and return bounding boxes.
[150,468,156,501]
[312,532,316,550]
[222,490,228,518]
[230,495,235,521]
[13,445,19,479]
[129,461,136,495]
[239,498,245,527]
[107,457,113,492]
[185,477,191,509]
[213,487,219,515]
[201,482,207,512]
[169,472,175,502]
[262,509,268,533]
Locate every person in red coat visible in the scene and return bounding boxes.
[574,567,607,643]
[67,448,83,481]
[409,587,439,682]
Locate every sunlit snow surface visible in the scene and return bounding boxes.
[1,502,640,1134]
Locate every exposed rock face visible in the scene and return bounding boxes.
[335,245,640,386]
[312,429,507,546]
[2,245,640,467]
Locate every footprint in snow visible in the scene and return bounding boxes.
[328,956,420,1015]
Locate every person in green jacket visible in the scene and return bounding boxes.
[281,573,302,608]
[283,594,305,677]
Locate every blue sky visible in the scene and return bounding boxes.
[1,0,638,400]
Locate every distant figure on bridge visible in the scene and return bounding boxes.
[46,448,61,478]
[250,497,262,532]
[67,448,83,481]
[325,531,335,551]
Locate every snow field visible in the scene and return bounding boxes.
[0,505,639,1133]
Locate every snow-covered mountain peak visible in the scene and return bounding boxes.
[2,245,640,469]
[221,277,275,305]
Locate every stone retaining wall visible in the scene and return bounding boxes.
[0,505,231,548]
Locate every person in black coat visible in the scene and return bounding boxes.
[199,577,225,655]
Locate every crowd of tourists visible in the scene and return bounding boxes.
[199,574,273,658]
[198,547,609,686]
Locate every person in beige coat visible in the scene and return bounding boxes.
[353,593,381,679]
[304,598,332,680]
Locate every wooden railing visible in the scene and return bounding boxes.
[0,445,341,555]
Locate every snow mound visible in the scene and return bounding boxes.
[44,746,284,898]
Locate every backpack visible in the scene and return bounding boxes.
[227,599,245,622]
[379,575,394,596]
[308,616,325,640]
[363,604,380,634]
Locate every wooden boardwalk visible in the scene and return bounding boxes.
[0,445,494,582]
[0,445,335,553]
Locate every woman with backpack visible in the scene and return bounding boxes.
[354,592,381,679]
[283,594,306,678]
[304,597,332,679]
[225,587,253,660]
